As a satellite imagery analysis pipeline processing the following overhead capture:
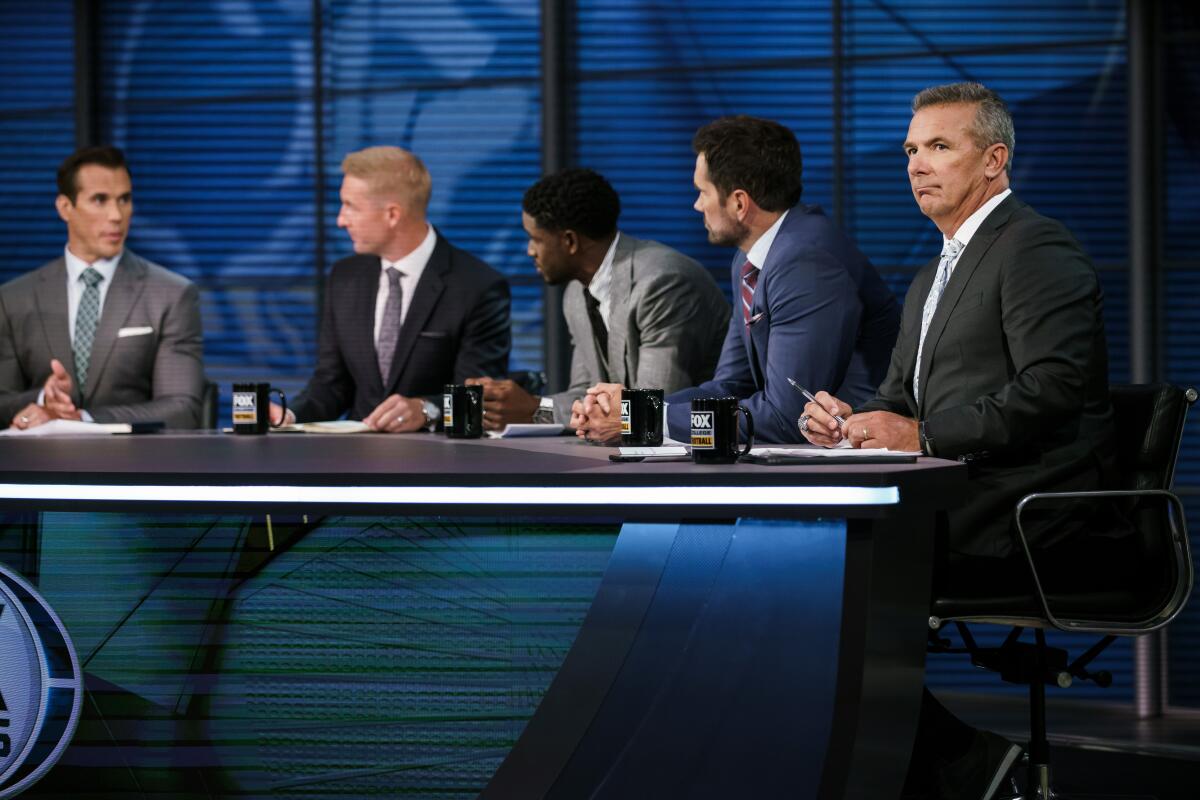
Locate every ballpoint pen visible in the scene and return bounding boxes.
[787,378,846,425]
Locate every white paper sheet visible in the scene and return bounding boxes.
[0,419,131,437]
[487,424,564,438]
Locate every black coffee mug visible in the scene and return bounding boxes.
[232,383,286,435]
[620,388,664,447]
[443,384,483,439]
[689,396,754,464]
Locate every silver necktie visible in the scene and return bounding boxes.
[913,238,962,403]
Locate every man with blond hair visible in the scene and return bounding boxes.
[279,146,510,431]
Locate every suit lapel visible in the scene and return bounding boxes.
[351,258,383,396]
[744,244,773,390]
[384,237,448,392]
[565,284,605,381]
[83,252,147,405]
[32,259,76,388]
[915,197,1018,416]
[606,235,634,385]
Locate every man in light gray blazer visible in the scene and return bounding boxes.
[470,168,729,431]
[0,146,203,430]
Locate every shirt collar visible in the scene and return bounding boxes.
[64,245,121,285]
[380,224,437,276]
[745,209,789,270]
[584,231,620,305]
[946,188,1012,249]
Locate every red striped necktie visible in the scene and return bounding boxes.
[740,260,760,325]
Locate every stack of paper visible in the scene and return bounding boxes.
[487,424,564,438]
[749,446,922,458]
[272,420,371,434]
[0,419,132,437]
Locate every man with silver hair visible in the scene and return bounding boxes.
[802,82,1125,799]
[278,146,511,431]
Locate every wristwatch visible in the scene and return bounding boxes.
[532,396,556,424]
[421,399,440,430]
[918,419,934,456]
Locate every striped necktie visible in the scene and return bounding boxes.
[740,260,759,325]
[913,238,963,403]
[73,267,105,391]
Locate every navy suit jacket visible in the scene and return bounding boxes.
[667,204,899,444]
[291,232,510,422]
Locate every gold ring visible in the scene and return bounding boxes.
[19,415,28,424]
[862,426,870,439]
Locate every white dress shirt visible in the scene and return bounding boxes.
[940,188,1012,278]
[744,209,789,272]
[583,232,621,324]
[373,225,438,346]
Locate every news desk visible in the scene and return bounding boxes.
[0,432,965,799]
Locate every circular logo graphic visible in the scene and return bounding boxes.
[0,565,83,798]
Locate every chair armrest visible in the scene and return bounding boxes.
[1014,489,1192,633]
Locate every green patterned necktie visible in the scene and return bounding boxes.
[73,267,105,391]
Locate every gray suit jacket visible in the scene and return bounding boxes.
[550,234,730,425]
[0,250,204,429]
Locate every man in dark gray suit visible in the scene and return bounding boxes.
[471,168,729,434]
[0,146,203,430]
[277,146,510,432]
[802,83,1120,800]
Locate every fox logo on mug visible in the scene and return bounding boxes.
[620,399,632,435]
[231,391,257,423]
[690,411,714,449]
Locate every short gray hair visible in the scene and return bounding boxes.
[912,82,1014,175]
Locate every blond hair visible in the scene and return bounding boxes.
[341,146,432,213]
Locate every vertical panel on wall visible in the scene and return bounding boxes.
[324,0,542,371]
[0,1,76,284]
[1162,2,1200,710]
[97,1,318,404]
[573,1,835,292]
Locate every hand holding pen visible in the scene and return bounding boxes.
[788,378,852,446]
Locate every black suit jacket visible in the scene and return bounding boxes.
[291,233,511,422]
[858,194,1116,558]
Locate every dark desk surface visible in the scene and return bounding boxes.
[4,432,960,797]
[0,431,967,516]
[0,430,961,484]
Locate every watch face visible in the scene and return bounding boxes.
[533,400,555,424]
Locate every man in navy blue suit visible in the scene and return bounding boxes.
[629,116,899,443]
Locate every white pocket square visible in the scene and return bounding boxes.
[117,326,154,338]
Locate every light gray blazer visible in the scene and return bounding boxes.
[550,234,730,425]
[0,250,204,428]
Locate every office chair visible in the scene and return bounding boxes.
[928,384,1196,799]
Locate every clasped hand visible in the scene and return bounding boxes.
[571,382,624,444]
